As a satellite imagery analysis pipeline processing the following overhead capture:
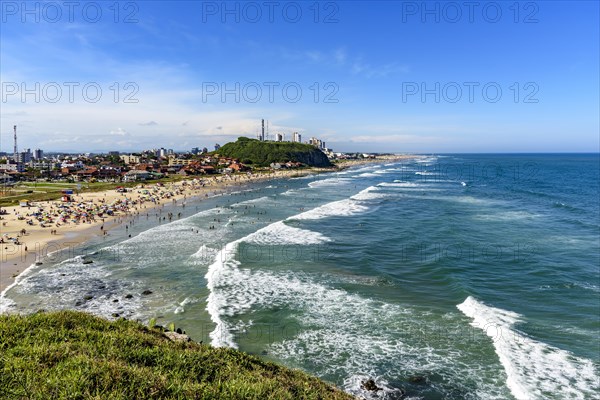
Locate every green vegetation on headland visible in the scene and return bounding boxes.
[0,311,353,400]
[214,137,332,167]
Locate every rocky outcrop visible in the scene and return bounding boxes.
[164,331,191,343]
[292,149,331,167]
[361,379,382,391]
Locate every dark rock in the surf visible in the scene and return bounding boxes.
[176,327,183,334]
[83,295,93,301]
[141,290,153,296]
[82,259,93,264]
[112,313,120,318]
[35,262,43,266]
[408,375,427,384]
[361,379,382,391]
[124,294,133,299]
[75,301,83,307]
[112,299,119,303]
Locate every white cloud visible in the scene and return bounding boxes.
[110,128,128,136]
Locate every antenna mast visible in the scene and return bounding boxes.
[13,125,18,162]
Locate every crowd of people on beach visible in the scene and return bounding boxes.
[0,174,273,252]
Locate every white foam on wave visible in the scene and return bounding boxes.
[575,282,600,293]
[350,186,388,201]
[189,244,218,265]
[351,164,382,173]
[381,181,420,187]
[356,172,379,178]
[292,198,370,220]
[415,156,438,163]
[380,182,445,192]
[280,188,301,196]
[233,196,271,206]
[415,171,439,176]
[174,296,201,314]
[394,179,437,184]
[204,220,332,348]
[245,221,331,246]
[308,177,352,188]
[205,241,242,348]
[457,296,599,400]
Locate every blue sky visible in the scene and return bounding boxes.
[1,1,598,153]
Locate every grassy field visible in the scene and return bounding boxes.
[0,311,354,400]
[0,176,189,207]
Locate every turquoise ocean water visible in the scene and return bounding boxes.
[2,154,599,399]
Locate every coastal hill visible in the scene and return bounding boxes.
[214,137,332,167]
[0,311,353,399]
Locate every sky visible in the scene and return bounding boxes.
[0,1,598,153]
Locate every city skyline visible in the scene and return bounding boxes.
[1,1,598,153]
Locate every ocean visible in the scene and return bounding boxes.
[2,154,599,399]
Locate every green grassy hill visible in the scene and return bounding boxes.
[0,311,353,399]
[215,137,332,167]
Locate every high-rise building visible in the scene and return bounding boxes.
[17,149,32,163]
[33,149,44,159]
[293,132,301,143]
[275,133,283,142]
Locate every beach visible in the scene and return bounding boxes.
[0,156,406,292]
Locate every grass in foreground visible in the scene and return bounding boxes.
[0,311,353,400]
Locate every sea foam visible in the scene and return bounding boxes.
[457,296,599,400]
[204,220,333,348]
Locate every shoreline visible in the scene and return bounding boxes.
[0,155,413,293]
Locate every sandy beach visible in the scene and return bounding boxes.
[0,156,411,292]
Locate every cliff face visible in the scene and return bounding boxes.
[216,137,332,167]
[291,148,331,167]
